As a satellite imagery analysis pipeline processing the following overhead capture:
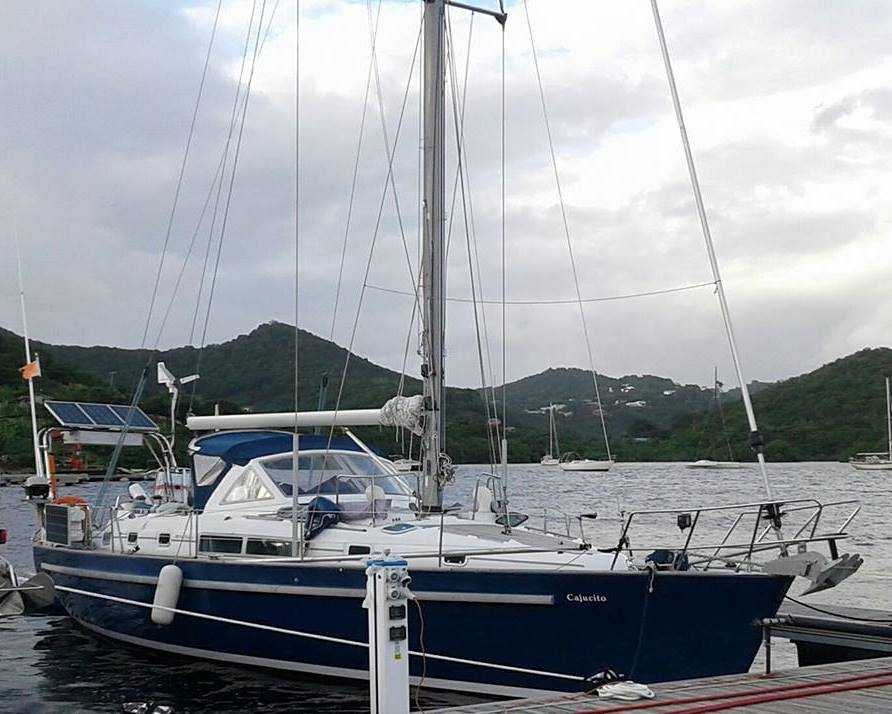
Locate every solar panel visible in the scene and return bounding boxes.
[44,505,71,546]
[110,405,158,430]
[44,401,159,433]
[44,402,93,427]
[80,403,125,427]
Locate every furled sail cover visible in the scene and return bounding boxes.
[379,395,424,435]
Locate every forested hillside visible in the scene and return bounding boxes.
[1,322,889,468]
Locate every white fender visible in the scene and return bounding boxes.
[151,564,183,625]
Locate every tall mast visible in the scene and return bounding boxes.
[886,377,891,461]
[419,0,447,512]
[548,404,554,455]
[652,0,773,500]
[14,223,44,481]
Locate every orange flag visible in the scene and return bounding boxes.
[19,356,41,380]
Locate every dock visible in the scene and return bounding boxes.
[775,601,892,665]
[0,472,151,487]
[429,656,892,712]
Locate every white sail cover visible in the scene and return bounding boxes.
[379,395,424,435]
[186,395,424,433]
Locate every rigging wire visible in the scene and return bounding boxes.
[188,0,280,351]
[187,0,263,411]
[138,0,224,353]
[396,286,420,398]
[442,13,474,264]
[522,0,611,461]
[330,0,383,343]
[151,152,226,350]
[442,10,504,454]
[366,279,717,305]
[445,12,498,467]
[468,53,502,457]
[397,0,426,407]
[187,1,282,415]
[324,20,424,457]
[191,0,268,406]
[95,1,223,515]
[371,0,426,410]
[499,0,508,486]
[370,5,420,298]
[396,0,426,403]
[293,0,301,557]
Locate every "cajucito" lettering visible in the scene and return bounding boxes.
[566,593,607,603]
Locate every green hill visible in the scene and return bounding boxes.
[0,327,136,467]
[13,321,719,462]
[1,322,890,466]
[622,348,892,462]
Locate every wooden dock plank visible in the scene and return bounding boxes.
[429,657,892,713]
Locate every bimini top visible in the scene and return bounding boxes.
[191,430,364,467]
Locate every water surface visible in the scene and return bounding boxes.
[0,462,886,713]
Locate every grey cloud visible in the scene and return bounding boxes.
[812,97,859,134]
[1,0,890,395]
[660,1,892,99]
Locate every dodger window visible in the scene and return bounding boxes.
[221,468,274,504]
[259,451,411,497]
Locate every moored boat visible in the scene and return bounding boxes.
[849,378,892,471]
[22,0,866,698]
[559,452,612,472]
[686,459,748,470]
[539,404,561,466]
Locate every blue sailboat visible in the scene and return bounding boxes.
[26,0,863,699]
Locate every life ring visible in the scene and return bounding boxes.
[52,496,88,505]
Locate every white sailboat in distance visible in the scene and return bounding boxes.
[850,377,892,471]
[687,368,748,470]
[559,452,612,472]
[539,404,560,465]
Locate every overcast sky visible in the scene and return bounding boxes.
[2,0,891,391]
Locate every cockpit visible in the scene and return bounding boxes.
[189,430,414,512]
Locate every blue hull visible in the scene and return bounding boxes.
[34,545,791,697]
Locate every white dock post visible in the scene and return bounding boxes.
[364,555,411,714]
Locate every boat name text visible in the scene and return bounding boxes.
[566,593,607,603]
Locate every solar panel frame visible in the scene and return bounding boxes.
[44,401,159,433]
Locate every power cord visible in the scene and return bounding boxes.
[784,594,892,623]
[413,597,427,712]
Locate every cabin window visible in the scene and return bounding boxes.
[221,468,273,504]
[194,455,226,486]
[127,532,138,543]
[444,555,466,565]
[245,539,292,557]
[199,536,243,554]
[348,545,371,555]
[158,533,171,546]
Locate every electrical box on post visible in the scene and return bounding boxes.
[363,555,412,714]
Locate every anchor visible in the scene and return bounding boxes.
[763,550,864,595]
